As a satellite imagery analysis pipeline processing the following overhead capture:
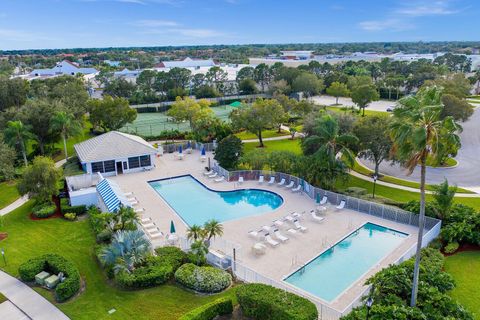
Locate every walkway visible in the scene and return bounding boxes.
[0,271,69,320]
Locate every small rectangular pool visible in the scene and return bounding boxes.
[284,222,407,302]
[149,175,283,226]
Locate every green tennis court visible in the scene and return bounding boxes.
[121,105,236,136]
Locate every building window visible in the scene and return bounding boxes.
[140,155,151,167]
[128,156,140,169]
[91,161,104,173]
[123,162,128,170]
[103,160,115,172]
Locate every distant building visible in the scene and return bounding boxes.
[155,57,217,70]
[29,60,98,77]
[113,68,141,79]
[104,60,121,67]
[280,51,314,60]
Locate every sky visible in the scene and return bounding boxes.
[0,0,479,50]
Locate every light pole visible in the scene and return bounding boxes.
[1,248,6,266]
[365,296,374,320]
[372,174,378,199]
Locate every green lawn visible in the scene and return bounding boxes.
[444,251,480,318]
[235,129,290,141]
[0,202,235,320]
[0,181,20,210]
[352,160,472,193]
[325,106,389,117]
[0,292,7,304]
[243,139,302,154]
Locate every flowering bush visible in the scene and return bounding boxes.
[174,263,231,293]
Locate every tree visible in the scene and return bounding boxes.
[229,99,285,147]
[4,120,33,167]
[239,149,269,170]
[440,94,474,122]
[167,67,192,90]
[353,115,392,176]
[236,66,255,82]
[203,219,224,243]
[434,53,471,72]
[0,133,16,181]
[269,79,291,95]
[253,64,273,92]
[89,96,137,132]
[100,230,151,274]
[205,66,228,93]
[238,78,258,94]
[186,225,204,242]
[213,135,243,169]
[167,97,213,131]
[17,156,62,203]
[291,73,324,97]
[104,78,137,98]
[424,73,471,99]
[326,82,350,105]
[351,84,379,116]
[51,111,82,159]
[189,240,208,266]
[432,179,457,220]
[0,77,28,111]
[136,69,157,94]
[390,86,462,307]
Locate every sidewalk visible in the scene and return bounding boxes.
[0,271,69,320]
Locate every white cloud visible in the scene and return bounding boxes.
[395,1,459,17]
[359,19,412,32]
[132,19,179,27]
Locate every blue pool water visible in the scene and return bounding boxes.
[285,223,407,302]
[148,175,283,226]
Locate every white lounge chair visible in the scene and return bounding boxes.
[238,176,244,184]
[319,196,328,205]
[200,155,207,162]
[186,147,192,154]
[292,185,301,192]
[277,178,286,186]
[273,229,289,242]
[258,175,264,184]
[124,192,134,197]
[129,200,139,206]
[252,242,267,255]
[141,217,152,224]
[203,170,214,176]
[264,233,279,247]
[310,210,325,223]
[214,176,225,183]
[267,176,275,185]
[285,181,294,188]
[293,219,308,232]
[273,219,284,228]
[336,200,346,210]
[176,153,184,160]
[248,230,261,240]
[262,225,272,233]
[315,205,327,215]
[208,172,218,179]
[134,208,145,213]
[286,228,297,235]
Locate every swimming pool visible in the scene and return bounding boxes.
[284,223,407,302]
[149,175,283,226]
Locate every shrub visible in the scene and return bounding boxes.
[64,212,76,221]
[444,242,460,254]
[32,202,57,218]
[175,263,231,293]
[236,283,318,320]
[345,187,367,196]
[96,229,112,243]
[116,257,173,289]
[61,204,87,215]
[155,246,187,270]
[179,297,234,320]
[18,253,80,302]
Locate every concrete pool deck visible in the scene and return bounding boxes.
[109,150,419,311]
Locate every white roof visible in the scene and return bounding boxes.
[162,57,216,68]
[74,131,157,163]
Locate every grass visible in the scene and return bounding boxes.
[0,292,7,304]
[0,202,235,320]
[325,106,389,117]
[352,160,472,193]
[425,155,457,168]
[444,251,480,318]
[235,129,290,140]
[0,181,20,210]
[243,139,302,154]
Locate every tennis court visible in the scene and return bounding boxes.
[120,105,236,136]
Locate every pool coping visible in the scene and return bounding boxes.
[282,221,410,304]
[147,174,284,227]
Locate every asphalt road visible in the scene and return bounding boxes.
[310,95,396,112]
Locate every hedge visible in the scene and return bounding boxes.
[32,202,56,218]
[61,204,87,215]
[175,263,231,293]
[18,253,81,302]
[179,297,234,320]
[236,284,318,320]
[155,246,187,270]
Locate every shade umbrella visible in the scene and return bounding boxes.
[178,145,183,154]
[186,141,191,149]
[170,220,176,233]
[316,192,321,204]
[201,146,206,156]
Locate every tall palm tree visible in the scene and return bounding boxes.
[52,111,82,160]
[390,86,462,307]
[203,219,224,242]
[186,224,204,241]
[4,120,33,167]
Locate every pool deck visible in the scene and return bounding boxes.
[109,150,419,311]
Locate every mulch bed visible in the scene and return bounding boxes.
[0,232,8,241]
[443,243,480,257]
[28,195,64,221]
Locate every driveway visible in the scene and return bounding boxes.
[310,95,396,112]
[358,107,480,191]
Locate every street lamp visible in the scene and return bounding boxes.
[1,248,5,266]
[372,174,378,199]
[365,296,374,320]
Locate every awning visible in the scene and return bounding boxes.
[229,101,242,107]
[96,178,130,212]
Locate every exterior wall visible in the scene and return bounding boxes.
[69,188,98,207]
[81,154,155,176]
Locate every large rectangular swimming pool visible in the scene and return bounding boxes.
[284,222,407,302]
[149,175,283,226]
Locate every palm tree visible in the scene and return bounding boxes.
[99,230,151,274]
[190,240,209,266]
[186,224,204,241]
[432,179,457,220]
[203,219,224,242]
[4,120,33,167]
[390,86,462,307]
[117,205,139,230]
[51,111,82,160]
